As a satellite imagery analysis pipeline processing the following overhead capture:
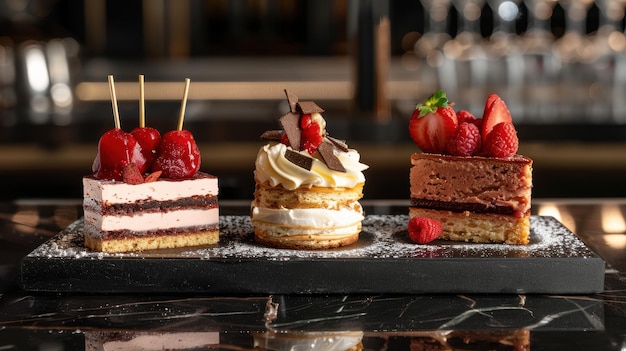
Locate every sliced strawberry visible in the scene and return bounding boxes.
[409,90,458,154]
[481,93,513,146]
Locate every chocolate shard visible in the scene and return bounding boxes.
[284,89,298,113]
[296,101,325,114]
[326,136,349,152]
[318,141,346,172]
[260,130,283,141]
[279,112,301,150]
[285,149,313,171]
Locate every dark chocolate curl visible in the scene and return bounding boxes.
[296,101,325,114]
[285,149,313,171]
[318,141,346,172]
[326,136,349,152]
[260,130,283,141]
[279,112,301,150]
[284,90,298,113]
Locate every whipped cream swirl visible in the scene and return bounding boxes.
[254,143,368,190]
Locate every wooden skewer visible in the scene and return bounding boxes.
[177,78,191,131]
[139,74,145,128]
[108,75,121,129]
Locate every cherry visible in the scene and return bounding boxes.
[92,128,147,180]
[131,127,161,169]
[152,130,200,178]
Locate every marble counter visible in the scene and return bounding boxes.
[0,199,625,350]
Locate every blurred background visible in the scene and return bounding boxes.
[0,0,625,201]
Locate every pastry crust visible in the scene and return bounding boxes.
[409,207,530,245]
[252,180,364,250]
[84,230,219,253]
[254,180,364,210]
[253,222,361,250]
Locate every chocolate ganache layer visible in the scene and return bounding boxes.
[410,198,525,216]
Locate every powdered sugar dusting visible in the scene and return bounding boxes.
[26,216,596,261]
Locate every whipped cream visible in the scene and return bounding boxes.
[254,143,368,190]
[251,205,364,232]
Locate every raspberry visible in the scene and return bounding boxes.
[456,110,481,128]
[408,216,443,244]
[484,122,518,158]
[447,122,481,156]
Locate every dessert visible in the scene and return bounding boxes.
[83,76,219,253]
[251,90,368,249]
[408,90,533,244]
[85,331,219,350]
[409,330,530,351]
[254,331,364,351]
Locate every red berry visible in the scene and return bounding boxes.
[483,122,518,158]
[152,130,201,178]
[93,128,147,181]
[447,122,481,156]
[280,133,290,146]
[409,90,458,154]
[301,140,318,155]
[481,94,513,146]
[300,115,323,154]
[408,216,443,244]
[456,110,482,128]
[131,127,161,170]
[300,114,312,129]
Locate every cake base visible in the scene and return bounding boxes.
[84,230,219,253]
[253,226,360,250]
[409,207,530,245]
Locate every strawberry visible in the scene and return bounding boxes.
[483,122,518,157]
[408,216,443,244]
[447,122,481,156]
[481,93,512,146]
[409,90,458,153]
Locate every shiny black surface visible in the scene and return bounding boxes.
[20,215,604,294]
[1,199,626,350]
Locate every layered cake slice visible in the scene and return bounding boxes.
[83,76,219,253]
[83,172,219,252]
[408,91,532,244]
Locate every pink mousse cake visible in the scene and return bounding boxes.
[83,173,219,253]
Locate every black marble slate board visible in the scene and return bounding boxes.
[19,215,605,294]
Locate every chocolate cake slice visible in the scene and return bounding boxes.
[409,153,533,244]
